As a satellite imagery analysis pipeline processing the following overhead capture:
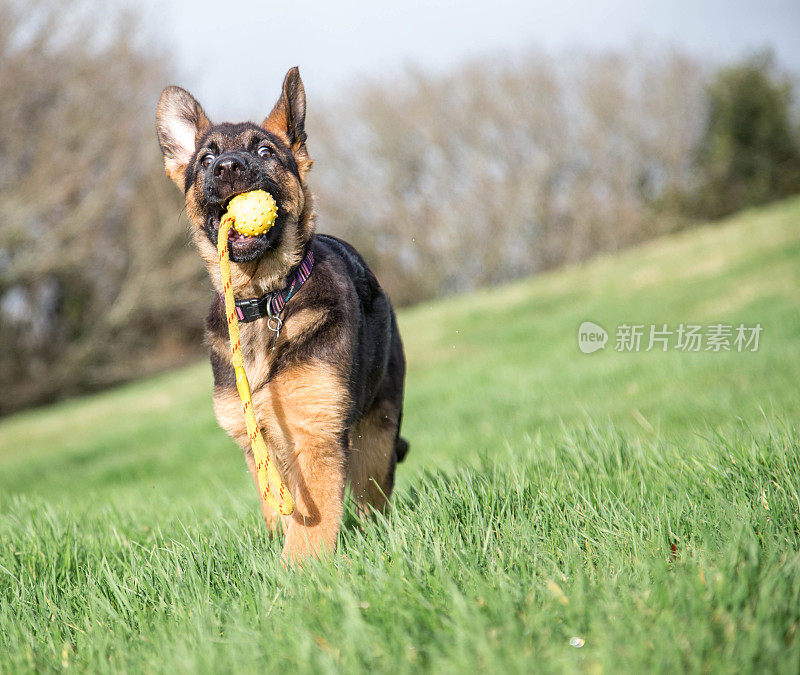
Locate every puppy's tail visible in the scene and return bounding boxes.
[395,436,410,463]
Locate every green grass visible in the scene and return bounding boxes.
[2,197,800,672]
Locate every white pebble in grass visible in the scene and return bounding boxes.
[569,637,585,648]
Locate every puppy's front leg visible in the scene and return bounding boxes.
[282,441,346,561]
[243,450,282,534]
[268,363,349,562]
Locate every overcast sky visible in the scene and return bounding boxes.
[138,0,800,121]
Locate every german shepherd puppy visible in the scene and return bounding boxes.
[156,67,407,561]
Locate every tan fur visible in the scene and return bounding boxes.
[262,70,314,178]
[349,399,399,516]
[206,328,229,363]
[214,361,350,561]
[262,108,289,145]
[281,307,327,342]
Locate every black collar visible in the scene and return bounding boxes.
[223,249,315,323]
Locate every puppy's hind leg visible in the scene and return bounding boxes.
[351,317,407,518]
[350,399,401,517]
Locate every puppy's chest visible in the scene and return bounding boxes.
[210,305,331,443]
[239,321,277,386]
[211,321,277,440]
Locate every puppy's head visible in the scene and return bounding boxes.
[156,67,313,264]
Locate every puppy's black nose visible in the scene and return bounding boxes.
[213,155,245,183]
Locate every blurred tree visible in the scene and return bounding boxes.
[690,52,800,218]
[0,0,207,414]
[312,49,708,303]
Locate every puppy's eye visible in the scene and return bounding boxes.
[257,145,273,159]
[201,152,215,168]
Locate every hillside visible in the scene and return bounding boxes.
[1,198,799,672]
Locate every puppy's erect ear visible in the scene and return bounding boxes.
[263,67,312,174]
[156,86,211,188]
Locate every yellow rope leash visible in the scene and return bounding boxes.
[217,190,295,515]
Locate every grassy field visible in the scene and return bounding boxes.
[1,198,800,672]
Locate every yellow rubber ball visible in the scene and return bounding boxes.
[225,190,278,236]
